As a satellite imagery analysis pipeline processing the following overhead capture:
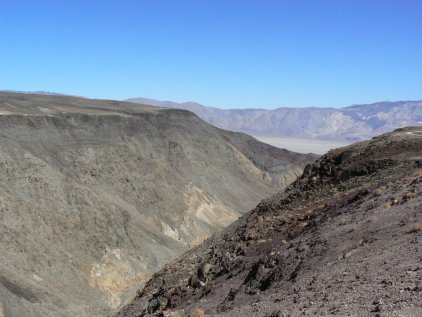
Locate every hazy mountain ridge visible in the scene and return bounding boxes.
[0,90,66,96]
[0,93,316,317]
[127,97,422,141]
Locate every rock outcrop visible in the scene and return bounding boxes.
[117,127,422,317]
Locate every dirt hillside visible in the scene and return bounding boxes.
[117,127,422,317]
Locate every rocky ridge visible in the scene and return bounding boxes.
[0,93,316,317]
[117,127,422,317]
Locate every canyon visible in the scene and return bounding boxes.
[0,93,315,317]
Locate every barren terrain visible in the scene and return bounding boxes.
[117,127,422,317]
[0,93,316,317]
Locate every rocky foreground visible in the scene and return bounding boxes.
[0,93,316,317]
[117,127,422,317]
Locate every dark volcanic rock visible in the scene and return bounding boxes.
[116,127,422,317]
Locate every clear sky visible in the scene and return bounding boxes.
[0,1,421,109]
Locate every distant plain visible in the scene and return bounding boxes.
[254,136,352,154]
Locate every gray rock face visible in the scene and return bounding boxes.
[0,93,316,317]
[127,98,422,141]
[116,127,422,317]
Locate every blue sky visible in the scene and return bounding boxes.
[0,1,421,108]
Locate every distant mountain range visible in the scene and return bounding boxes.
[127,97,422,141]
[0,90,66,96]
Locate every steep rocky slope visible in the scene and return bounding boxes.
[117,127,422,317]
[0,93,316,317]
[127,97,422,141]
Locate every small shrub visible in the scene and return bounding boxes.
[367,215,378,222]
[339,218,347,226]
[409,223,422,233]
[305,210,313,218]
[191,308,205,317]
[404,192,417,200]
[374,187,386,197]
[390,197,401,205]
[299,221,309,228]
[382,202,391,209]
[411,170,422,178]
[347,225,357,233]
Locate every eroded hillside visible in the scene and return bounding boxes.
[117,127,422,317]
[0,93,316,317]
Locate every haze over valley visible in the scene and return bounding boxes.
[127,97,422,153]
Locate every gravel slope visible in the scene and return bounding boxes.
[116,127,422,317]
